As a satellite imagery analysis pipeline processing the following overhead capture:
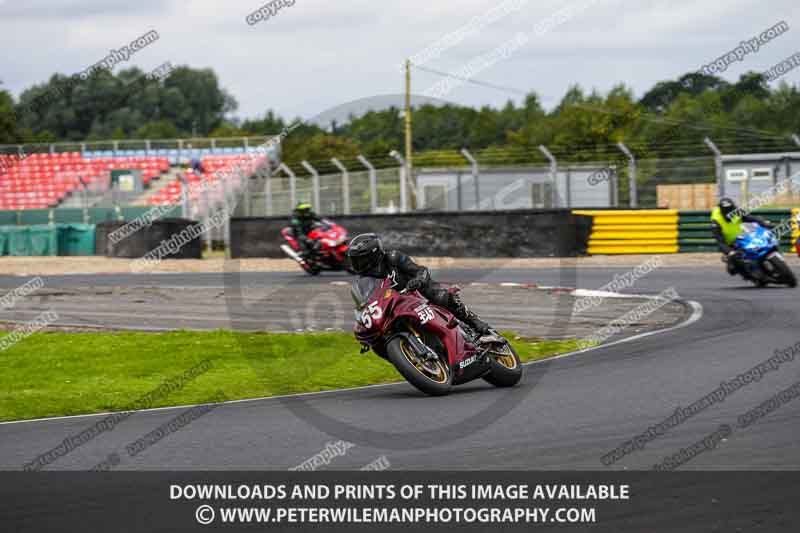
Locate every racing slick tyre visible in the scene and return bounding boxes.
[386,335,452,396]
[768,254,797,288]
[482,342,523,387]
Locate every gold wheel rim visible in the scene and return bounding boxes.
[400,339,448,384]
[491,344,518,370]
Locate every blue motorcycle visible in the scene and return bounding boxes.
[732,223,797,288]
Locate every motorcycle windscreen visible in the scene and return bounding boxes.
[351,277,382,309]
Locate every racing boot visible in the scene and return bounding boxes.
[450,291,491,337]
[725,250,743,276]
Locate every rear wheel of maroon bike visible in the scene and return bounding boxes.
[483,342,523,387]
[386,336,452,396]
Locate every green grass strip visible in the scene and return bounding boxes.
[0,330,588,422]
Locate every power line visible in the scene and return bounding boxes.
[573,103,793,142]
[413,62,796,144]
[411,64,528,96]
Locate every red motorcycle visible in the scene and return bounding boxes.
[352,276,523,396]
[281,220,351,275]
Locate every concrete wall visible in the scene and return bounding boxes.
[231,210,592,258]
[96,218,203,259]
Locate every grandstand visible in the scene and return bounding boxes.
[0,152,168,210]
[146,154,265,207]
[0,139,277,212]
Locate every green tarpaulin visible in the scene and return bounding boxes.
[0,224,96,256]
[1,226,56,256]
[57,224,96,256]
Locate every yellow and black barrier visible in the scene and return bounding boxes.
[572,210,679,255]
[574,208,799,255]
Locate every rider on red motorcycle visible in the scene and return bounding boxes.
[346,233,492,336]
[289,203,323,260]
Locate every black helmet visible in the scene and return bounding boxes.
[718,197,737,222]
[347,233,384,274]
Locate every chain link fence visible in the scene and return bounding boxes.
[233,155,733,217]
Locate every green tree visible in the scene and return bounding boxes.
[0,86,19,144]
[134,120,180,139]
[241,110,287,135]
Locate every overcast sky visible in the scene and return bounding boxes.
[1,0,798,123]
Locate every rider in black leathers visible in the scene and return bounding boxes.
[346,233,491,336]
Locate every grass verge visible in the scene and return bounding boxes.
[0,330,588,422]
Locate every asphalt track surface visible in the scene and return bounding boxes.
[1,263,799,474]
[0,268,685,336]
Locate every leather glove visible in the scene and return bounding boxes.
[406,278,424,292]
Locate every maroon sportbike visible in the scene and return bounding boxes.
[352,276,523,396]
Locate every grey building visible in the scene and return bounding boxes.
[719,152,800,202]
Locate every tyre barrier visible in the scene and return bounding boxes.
[678,209,794,253]
[575,208,798,255]
[572,210,679,255]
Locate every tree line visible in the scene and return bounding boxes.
[1,66,799,173]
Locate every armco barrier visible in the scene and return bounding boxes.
[572,210,679,255]
[230,210,593,258]
[96,218,203,259]
[678,209,794,253]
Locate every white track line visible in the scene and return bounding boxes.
[534,300,703,363]
[0,298,703,427]
[572,289,644,299]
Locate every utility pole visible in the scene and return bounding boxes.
[405,59,413,208]
[792,134,800,148]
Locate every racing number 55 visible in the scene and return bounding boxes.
[361,301,382,328]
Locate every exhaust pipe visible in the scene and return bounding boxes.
[280,244,306,265]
